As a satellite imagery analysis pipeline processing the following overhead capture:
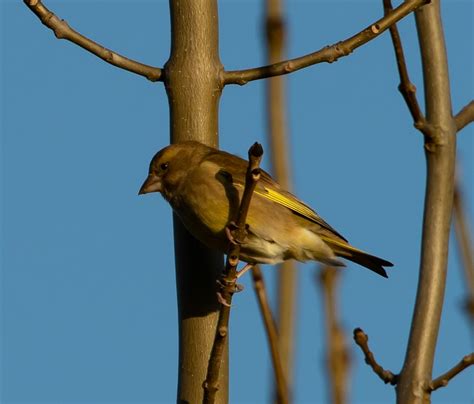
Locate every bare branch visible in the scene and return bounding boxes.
[23,0,163,82]
[353,328,398,385]
[319,268,351,404]
[251,266,289,404]
[396,0,458,400]
[224,0,429,85]
[429,353,474,391]
[203,143,264,404]
[383,0,431,136]
[455,100,474,132]
[264,1,297,399]
[453,182,474,322]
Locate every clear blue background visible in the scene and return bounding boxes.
[2,0,473,403]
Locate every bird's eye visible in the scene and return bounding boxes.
[160,162,169,171]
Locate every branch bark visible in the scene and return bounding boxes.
[263,1,297,401]
[353,328,398,385]
[428,353,474,391]
[224,0,429,85]
[203,143,264,404]
[23,0,163,82]
[383,0,428,134]
[395,1,457,402]
[165,1,226,403]
[454,100,474,132]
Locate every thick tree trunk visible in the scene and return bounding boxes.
[396,1,457,402]
[164,1,227,402]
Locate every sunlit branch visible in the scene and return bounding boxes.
[24,0,163,82]
[224,0,429,85]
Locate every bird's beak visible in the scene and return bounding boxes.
[138,174,162,195]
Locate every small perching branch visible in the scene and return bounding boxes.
[251,266,289,404]
[23,0,163,82]
[224,0,429,85]
[454,100,474,132]
[203,143,264,404]
[353,328,398,385]
[428,353,474,391]
[383,0,431,135]
[319,267,351,404]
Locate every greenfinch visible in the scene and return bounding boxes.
[139,141,393,277]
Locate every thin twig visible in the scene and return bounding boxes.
[203,143,264,404]
[23,0,163,82]
[453,183,474,322]
[353,328,398,385]
[224,0,429,85]
[251,266,289,404]
[319,267,350,404]
[454,100,474,132]
[383,0,432,136]
[428,353,474,391]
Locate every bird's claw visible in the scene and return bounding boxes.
[225,222,249,245]
[216,278,244,306]
[216,291,231,307]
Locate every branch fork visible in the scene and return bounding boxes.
[354,328,473,393]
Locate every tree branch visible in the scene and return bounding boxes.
[353,328,398,385]
[251,266,289,404]
[264,1,297,400]
[319,268,351,404]
[224,0,429,85]
[396,0,458,401]
[23,0,163,82]
[453,182,474,322]
[203,143,264,404]
[428,353,474,391]
[454,100,474,132]
[166,2,226,402]
[383,0,431,136]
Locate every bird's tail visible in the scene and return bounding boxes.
[321,236,393,278]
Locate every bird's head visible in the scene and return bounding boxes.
[138,141,210,201]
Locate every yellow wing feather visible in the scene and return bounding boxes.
[234,182,347,241]
[256,187,320,223]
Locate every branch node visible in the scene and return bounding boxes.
[353,328,398,385]
[218,326,227,337]
[371,23,381,34]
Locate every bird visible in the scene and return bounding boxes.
[139,141,393,278]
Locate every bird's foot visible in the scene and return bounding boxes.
[216,278,244,307]
[225,221,249,245]
[236,263,254,279]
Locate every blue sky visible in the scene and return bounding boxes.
[2,0,473,403]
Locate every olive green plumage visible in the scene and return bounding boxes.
[139,141,393,278]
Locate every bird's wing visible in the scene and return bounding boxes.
[206,151,347,242]
[253,179,348,242]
